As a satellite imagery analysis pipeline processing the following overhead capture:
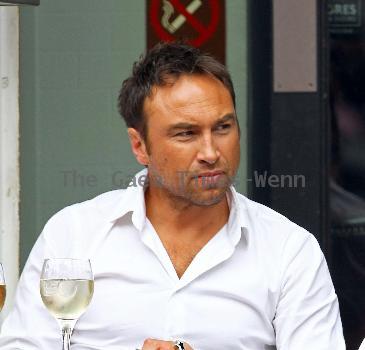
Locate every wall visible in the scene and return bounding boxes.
[0,5,19,318]
[19,0,248,269]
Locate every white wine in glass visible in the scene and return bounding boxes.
[0,263,6,312]
[40,259,94,350]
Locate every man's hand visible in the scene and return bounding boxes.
[140,338,193,350]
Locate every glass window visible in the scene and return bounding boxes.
[329,1,365,349]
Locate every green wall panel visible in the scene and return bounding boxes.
[227,0,248,194]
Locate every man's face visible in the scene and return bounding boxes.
[133,73,240,206]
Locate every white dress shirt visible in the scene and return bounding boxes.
[0,170,345,349]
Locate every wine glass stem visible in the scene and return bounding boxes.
[62,327,71,350]
[59,320,75,350]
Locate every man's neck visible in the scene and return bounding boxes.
[144,185,230,243]
[144,185,231,278]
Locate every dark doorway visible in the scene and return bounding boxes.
[249,1,365,349]
[329,1,365,348]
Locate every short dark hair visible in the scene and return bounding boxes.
[118,42,236,140]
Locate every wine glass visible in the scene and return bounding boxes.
[0,263,6,312]
[40,258,94,350]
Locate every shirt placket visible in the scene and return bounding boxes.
[163,287,187,342]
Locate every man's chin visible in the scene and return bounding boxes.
[187,188,228,207]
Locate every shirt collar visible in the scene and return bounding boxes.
[226,185,250,246]
[105,168,250,244]
[105,168,148,229]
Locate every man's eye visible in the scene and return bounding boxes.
[216,124,231,132]
[175,131,194,137]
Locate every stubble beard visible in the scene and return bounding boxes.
[151,171,233,208]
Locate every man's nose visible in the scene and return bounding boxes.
[196,136,220,165]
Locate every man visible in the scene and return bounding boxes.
[0,42,345,349]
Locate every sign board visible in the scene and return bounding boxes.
[328,0,362,34]
[273,0,317,92]
[147,0,226,63]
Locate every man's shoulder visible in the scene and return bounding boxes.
[234,191,296,225]
[234,192,321,269]
[234,191,312,243]
[44,189,129,232]
[40,189,130,256]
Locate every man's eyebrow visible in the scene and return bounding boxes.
[215,113,236,125]
[169,122,196,130]
[167,113,237,133]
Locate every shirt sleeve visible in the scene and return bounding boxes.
[273,230,346,350]
[0,210,71,349]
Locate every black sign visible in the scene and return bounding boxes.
[0,0,39,5]
[328,0,361,34]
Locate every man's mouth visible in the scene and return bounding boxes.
[193,171,226,187]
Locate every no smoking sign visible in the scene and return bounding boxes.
[147,0,226,63]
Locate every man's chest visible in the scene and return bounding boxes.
[76,275,276,350]
[162,240,205,278]
[73,238,279,349]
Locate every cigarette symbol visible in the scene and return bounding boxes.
[161,0,203,34]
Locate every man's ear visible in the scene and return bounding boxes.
[127,128,149,166]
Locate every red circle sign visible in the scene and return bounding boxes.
[150,0,220,47]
